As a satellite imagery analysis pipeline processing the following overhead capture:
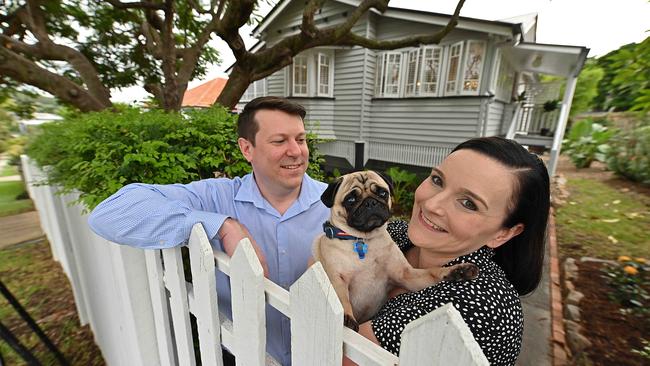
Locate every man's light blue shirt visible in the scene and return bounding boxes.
[88,173,329,365]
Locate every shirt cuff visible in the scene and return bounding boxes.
[184,210,229,250]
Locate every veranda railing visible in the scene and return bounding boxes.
[21,155,489,365]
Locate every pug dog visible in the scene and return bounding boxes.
[312,171,479,331]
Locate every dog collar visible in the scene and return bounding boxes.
[323,221,368,260]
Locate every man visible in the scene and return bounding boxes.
[88,96,329,365]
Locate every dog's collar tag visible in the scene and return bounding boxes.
[354,241,368,260]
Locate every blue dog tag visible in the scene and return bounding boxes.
[354,241,368,260]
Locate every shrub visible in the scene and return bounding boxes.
[384,166,418,218]
[606,124,650,185]
[562,118,615,168]
[26,106,325,210]
[603,256,649,318]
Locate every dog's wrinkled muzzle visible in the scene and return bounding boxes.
[348,197,390,232]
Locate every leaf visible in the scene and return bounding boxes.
[601,219,620,223]
[608,235,619,244]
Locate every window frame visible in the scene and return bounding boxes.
[292,55,309,97]
[419,45,443,96]
[317,52,333,97]
[460,40,486,95]
[444,41,464,96]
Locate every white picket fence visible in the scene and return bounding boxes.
[20,155,489,365]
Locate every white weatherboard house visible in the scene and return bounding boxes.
[239,0,588,176]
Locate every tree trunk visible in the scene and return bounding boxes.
[215,66,252,109]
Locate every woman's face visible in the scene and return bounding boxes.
[408,149,523,260]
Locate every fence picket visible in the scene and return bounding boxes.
[399,303,489,365]
[290,262,343,366]
[187,223,223,366]
[144,250,176,366]
[162,247,196,366]
[230,239,266,366]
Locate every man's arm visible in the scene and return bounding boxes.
[88,182,228,249]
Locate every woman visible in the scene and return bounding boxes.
[354,137,550,365]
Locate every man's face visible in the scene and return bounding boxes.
[238,109,309,195]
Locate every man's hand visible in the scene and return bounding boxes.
[218,218,270,278]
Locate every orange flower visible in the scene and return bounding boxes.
[634,257,647,264]
[623,265,638,275]
[618,255,632,262]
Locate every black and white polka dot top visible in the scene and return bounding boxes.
[371,220,523,365]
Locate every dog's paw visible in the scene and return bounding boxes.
[443,263,479,282]
[344,314,359,332]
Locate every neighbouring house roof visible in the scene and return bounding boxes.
[181,77,228,107]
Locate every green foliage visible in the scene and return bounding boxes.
[384,166,418,217]
[26,106,326,210]
[571,61,604,116]
[593,37,650,112]
[603,257,649,318]
[607,124,650,185]
[562,118,615,168]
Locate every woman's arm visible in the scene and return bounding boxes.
[342,321,380,366]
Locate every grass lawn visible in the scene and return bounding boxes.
[0,240,104,365]
[0,164,19,177]
[555,177,650,260]
[0,180,34,217]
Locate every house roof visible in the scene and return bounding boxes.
[252,0,523,38]
[181,77,228,107]
[502,42,589,78]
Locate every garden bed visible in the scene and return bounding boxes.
[554,155,650,365]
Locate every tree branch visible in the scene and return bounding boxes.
[300,0,326,38]
[103,0,164,10]
[0,46,110,111]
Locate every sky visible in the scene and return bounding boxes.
[112,0,650,103]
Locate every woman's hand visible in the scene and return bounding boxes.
[218,218,270,278]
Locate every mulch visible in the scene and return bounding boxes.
[574,260,649,366]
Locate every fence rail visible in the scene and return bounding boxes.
[20,155,489,365]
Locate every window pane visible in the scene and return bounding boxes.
[405,50,419,95]
[319,53,330,95]
[421,47,441,94]
[463,41,485,92]
[445,43,462,93]
[385,53,401,96]
[293,56,308,95]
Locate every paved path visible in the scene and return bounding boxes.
[0,210,44,249]
[517,244,552,365]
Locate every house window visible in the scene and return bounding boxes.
[288,50,334,97]
[461,41,486,94]
[292,55,308,96]
[405,49,420,96]
[376,52,402,97]
[445,42,464,95]
[318,53,330,96]
[241,79,266,101]
[374,40,485,98]
[420,46,443,95]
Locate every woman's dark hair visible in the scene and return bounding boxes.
[452,137,550,296]
[237,96,306,145]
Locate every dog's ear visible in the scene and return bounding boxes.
[375,171,394,196]
[321,178,342,208]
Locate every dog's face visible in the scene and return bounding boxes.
[321,171,394,233]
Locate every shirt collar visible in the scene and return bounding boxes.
[234,173,326,215]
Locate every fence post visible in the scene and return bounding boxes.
[399,303,489,366]
[230,239,266,366]
[290,262,343,366]
[187,224,223,366]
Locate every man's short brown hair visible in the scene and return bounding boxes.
[237,96,307,145]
